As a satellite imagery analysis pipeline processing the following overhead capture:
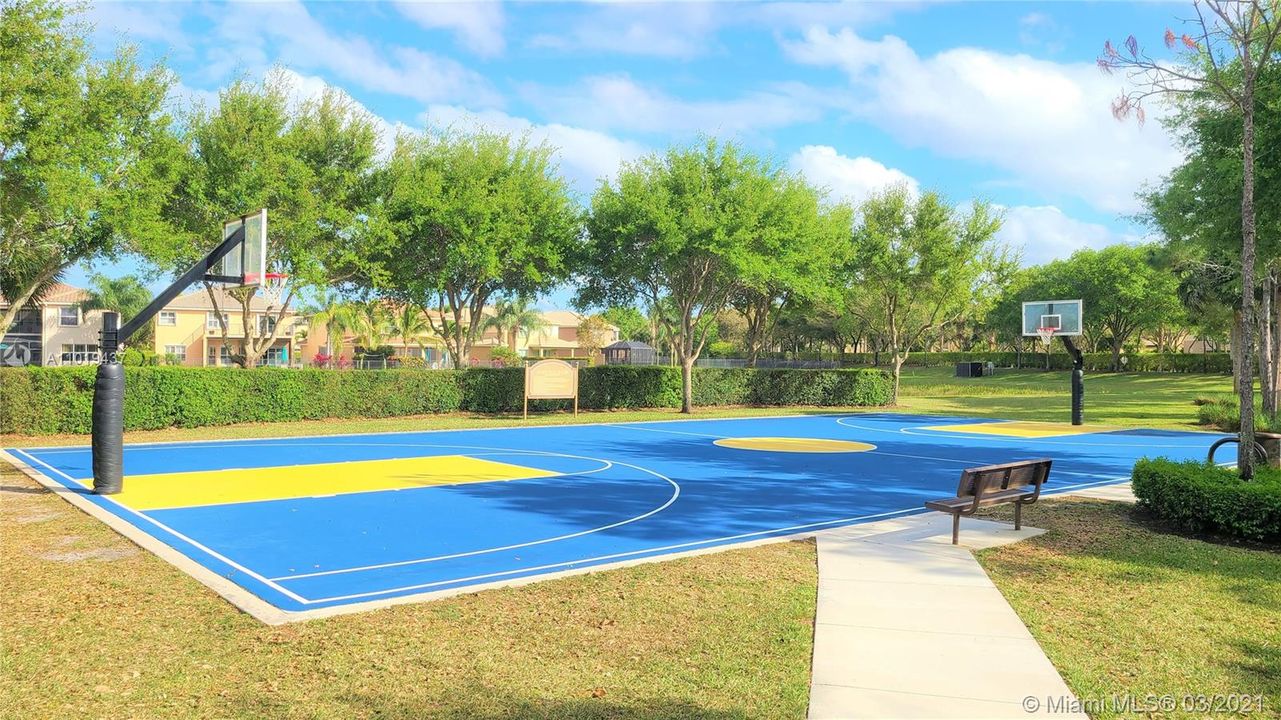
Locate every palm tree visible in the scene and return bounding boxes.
[78,274,154,346]
[305,291,358,357]
[484,296,546,352]
[389,303,432,358]
[350,303,391,353]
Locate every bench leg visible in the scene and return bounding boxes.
[951,512,960,545]
[1015,502,1022,531]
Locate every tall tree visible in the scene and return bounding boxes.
[1100,0,1281,475]
[303,290,358,357]
[164,75,380,368]
[1,0,180,333]
[576,315,613,361]
[367,130,580,365]
[388,303,432,357]
[730,174,852,366]
[578,139,812,412]
[77,273,154,347]
[844,185,1006,400]
[599,306,650,343]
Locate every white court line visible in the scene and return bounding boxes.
[604,424,729,440]
[271,457,680,582]
[835,416,1228,448]
[10,449,311,605]
[298,505,928,605]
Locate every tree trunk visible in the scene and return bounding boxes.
[1111,339,1122,373]
[1231,313,1243,394]
[891,354,904,403]
[681,356,694,414]
[1260,271,1274,417]
[1237,65,1258,479]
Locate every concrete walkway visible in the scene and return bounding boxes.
[807,510,1095,719]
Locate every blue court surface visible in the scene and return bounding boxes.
[6,413,1223,620]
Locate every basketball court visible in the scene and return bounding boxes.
[3,413,1224,623]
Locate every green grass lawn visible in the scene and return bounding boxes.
[978,500,1280,720]
[895,367,1234,430]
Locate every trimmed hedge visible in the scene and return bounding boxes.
[1132,458,1281,541]
[0,365,893,435]
[770,350,1233,373]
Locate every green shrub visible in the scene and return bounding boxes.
[0,365,893,435]
[774,350,1233,374]
[579,366,683,409]
[1196,397,1281,433]
[1132,458,1281,541]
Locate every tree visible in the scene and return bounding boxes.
[845,185,1006,400]
[388,303,432,356]
[576,315,613,362]
[1029,245,1182,371]
[77,273,154,347]
[599,306,649,342]
[349,303,390,352]
[1100,0,1281,475]
[730,174,852,366]
[165,75,380,368]
[579,139,823,412]
[304,290,358,357]
[1,0,180,334]
[367,130,580,365]
[483,296,546,351]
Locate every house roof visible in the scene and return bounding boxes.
[606,340,655,351]
[0,282,90,307]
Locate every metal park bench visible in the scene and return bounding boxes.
[925,459,1052,544]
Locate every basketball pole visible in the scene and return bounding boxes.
[91,226,246,494]
[1060,336,1085,426]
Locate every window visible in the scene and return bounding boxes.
[5,307,40,335]
[59,307,79,326]
[206,345,233,366]
[60,343,98,364]
[258,314,277,334]
[262,346,287,366]
[164,345,186,362]
[158,311,177,327]
[206,311,229,331]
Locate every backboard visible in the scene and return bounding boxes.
[1021,299,1083,336]
[215,209,267,287]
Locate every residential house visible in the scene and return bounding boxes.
[150,288,306,367]
[0,283,106,366]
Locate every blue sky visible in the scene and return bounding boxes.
[76,0,1192,308]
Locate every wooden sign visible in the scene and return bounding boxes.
[524,359,578,419]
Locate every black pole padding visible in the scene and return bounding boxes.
[91,361,125,494]
[1060,336,1086,426]
[93,311,124,494]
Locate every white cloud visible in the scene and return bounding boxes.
[782,27,1182,213]
[789,145,918,206]
[421,105,648,193]
[995,205,1140,266]
[1018,13,1068,54]
[273,70,411,158]
[199,0,500,108]
[527,1,907,59]
[524,75,825,135]
[393,2,506,58]
[85,1,190,52]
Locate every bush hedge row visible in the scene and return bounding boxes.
[772,351,1233,373]
[0,365,892,435]
[1131,458,1281,541]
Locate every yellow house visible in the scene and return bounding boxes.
[300,306,619,368]
[150,288,305,367]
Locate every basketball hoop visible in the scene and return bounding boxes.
[1036,326,1057,347]
[260,273,289,306]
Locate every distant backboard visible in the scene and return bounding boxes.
[215,209,267,287]
[1022,299,1083,336]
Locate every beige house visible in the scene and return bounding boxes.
[150,288,306,367]
[0,283,108,366]
[301,307,619,367]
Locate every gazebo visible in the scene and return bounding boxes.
[603,340,657,366]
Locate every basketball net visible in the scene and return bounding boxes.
[260,273,289,307]
[1036,326,1057,348]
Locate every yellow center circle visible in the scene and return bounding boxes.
[713,437,876,453]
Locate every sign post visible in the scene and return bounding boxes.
[524,359,579,420]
